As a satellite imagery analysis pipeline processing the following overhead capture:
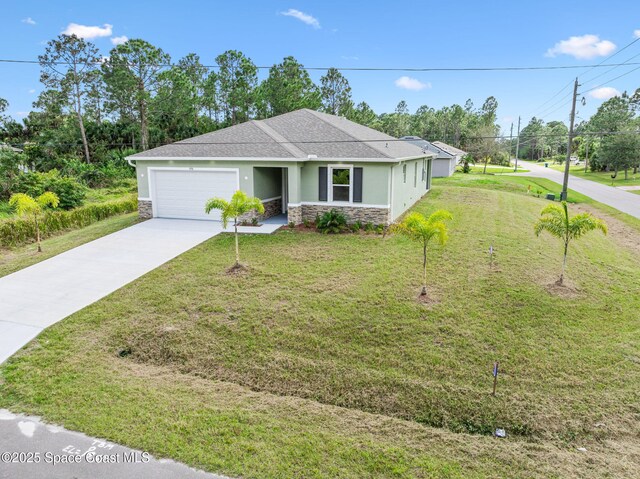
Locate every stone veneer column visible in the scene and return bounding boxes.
[287,205,302,224]
[138,199,152,219]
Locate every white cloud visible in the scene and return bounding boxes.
[545,34,616,59]
[110,35,128,45]
[62,23,113,39]
[589,86,621,100]
[634,29,640,39]
[280,9,320,29]
[28,89,36,94]
[394,76,431,91]
[22,17,36,25]
[341,55,359,61]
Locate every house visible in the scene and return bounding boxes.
[400,137,459,177]
[432,141,467,170]
[127,109,435,226]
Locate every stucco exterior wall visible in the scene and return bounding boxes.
[432,158,456,177]
[390,158,430,221]
[299,161,392,205]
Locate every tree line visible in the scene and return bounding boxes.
[0,34,505,167]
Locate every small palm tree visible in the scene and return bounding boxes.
[534,201,607,285]
[205,190,264,267]
[393,210,453,296]
[9,191,60,252]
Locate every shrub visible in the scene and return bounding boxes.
[364,222,375,232]
[353,220,362,230]
[0,195,137,248]
[303,218,314,228]
[12,170,86,210]
[316,209,347,234]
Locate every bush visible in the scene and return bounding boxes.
[13,170,86,210]
[316,209,347,234]
[0,195,137,247]
[61,157,135,188]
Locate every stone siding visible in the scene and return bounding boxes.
[239,197,282,223]
[300,204,390,225]
[138,199,152,220]
[287,205,302,225]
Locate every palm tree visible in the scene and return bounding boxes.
[392,210,453,296]
[534,201,607,285]
[9,192,60,252]
[204,190,264,267]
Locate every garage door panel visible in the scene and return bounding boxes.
[152,169,238,221]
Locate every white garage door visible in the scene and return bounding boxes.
[151,169,238,221]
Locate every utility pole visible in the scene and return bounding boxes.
[561,78,579,201]
[514,116,521,172]
[509,122,514,165]
[584,137,589,173]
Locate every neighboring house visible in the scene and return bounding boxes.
[127,109,435,225]
[400,137,458,177]
[431,141,467,171]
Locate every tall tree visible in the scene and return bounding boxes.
[320,67,353,116]
[152,67,197,142]
[38,34,101,162]
[598,131,640,179]
[347,101,377,127]
[215,50,258,125]
[177,53,208,128]
[102,39,170,151]
[258,56,321,117]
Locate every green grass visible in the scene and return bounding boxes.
[0,212,139,278]
[548,164,640,187]
[459,165,529,174]
[1,185,638,478]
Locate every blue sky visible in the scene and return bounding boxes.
[2,0,640,135]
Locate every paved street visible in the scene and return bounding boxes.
[516,161,640,219]
[0,409,226,479]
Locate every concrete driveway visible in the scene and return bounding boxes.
[0,219,223,364]
[0,409,228,479]
[517,161,640,219]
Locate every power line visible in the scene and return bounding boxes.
[581,63,640,95]
[3,57,640,72]
[4,129,639,150]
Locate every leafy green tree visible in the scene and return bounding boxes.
[392,210,453,296]
[9,191,60,252]
[467,124,500,173]
[347,101,377,127]
[0,97,8,131]
[102,39,171,151]
[39,34,101,162]
[258,56,321,117]
[204,190,264,267]
[177,53,208,128]
[598,132,640,179]
[320,67,353,116]
[534,202,607,285]
[215,50,258,125]
[152,67,197,142]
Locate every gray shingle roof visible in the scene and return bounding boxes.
[432,141,467,157]
[130,109,428,160]
[400,137,453,160]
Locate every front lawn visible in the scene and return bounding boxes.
[1,186,639,478]
[548,164,640,187]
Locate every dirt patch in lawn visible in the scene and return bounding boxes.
[573,203,640,256]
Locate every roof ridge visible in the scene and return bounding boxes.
[251,119,306,158]
[303,109,394,159]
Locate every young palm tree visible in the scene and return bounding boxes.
[534,201,607,285]
[9,191,60,252]
[393,210,453,296]
[205,190,264,266]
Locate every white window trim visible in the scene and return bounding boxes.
[328,164,354,203]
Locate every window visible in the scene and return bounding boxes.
[331,167,351,202]
[414,162,418,187]
[403,164,407,183]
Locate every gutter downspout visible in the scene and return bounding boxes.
[127,157,136,168]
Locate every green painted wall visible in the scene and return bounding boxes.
[253,167,282,199]
[300,161,392,204]
[391,158,430,220]
[134,160,302,202]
